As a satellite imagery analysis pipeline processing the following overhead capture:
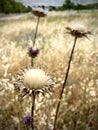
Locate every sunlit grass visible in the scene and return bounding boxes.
[0,10,98,130]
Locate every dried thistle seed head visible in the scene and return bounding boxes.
[32,8,47,17]
[28,47,39,58]
[14,67,55,97]
[23,69,48,89]
[66,23,91,38]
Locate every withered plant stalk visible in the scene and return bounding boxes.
[53,36,78,130]
[33,16,40,47]
[31,91,36,130]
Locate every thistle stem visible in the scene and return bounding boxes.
[33,16,40,47]
[53,36,78,130]
[31,91,36,130]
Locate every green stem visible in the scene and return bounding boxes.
[33,16,40,47]
[31,91,36,130]
[53,36,78,130]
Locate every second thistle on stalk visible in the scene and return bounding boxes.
[53,23,92,130]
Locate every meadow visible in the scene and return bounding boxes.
[0,10,98,130]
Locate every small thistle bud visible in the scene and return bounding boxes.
[28,47,39,58]
[24,114,32,124]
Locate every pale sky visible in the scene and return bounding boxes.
[73,0,98,4]
[16,0,65,7]
[16,0,98,7]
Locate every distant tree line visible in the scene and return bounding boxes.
[55,0,98,10]
[0,0,98,14]
[0,0,31,14]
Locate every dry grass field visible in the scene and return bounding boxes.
[0,10,98,130]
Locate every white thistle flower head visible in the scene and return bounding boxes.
[14,67,54,97]
[23,69,48,90]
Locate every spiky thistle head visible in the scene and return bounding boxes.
[14,67,55,97]
[66,23,92,38]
